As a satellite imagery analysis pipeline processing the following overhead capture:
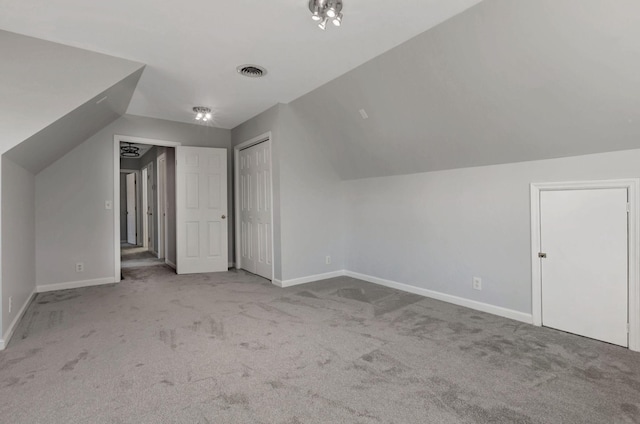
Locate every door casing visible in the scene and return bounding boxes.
[113,135,181,282]
[530,179,640,351]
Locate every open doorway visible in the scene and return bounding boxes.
[116,137,179,273]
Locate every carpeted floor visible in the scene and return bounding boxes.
[1,265,639,423]
[121,243,165,269]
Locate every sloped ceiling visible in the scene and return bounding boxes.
[289,0,640,180]
[0,31,144,153]
[0,31,144,172]
[4,69,143,173]
[0,0,482,129]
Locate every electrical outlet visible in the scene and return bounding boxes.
[472,277,482,291]
[76,262,85,273]
[325,256,331,265]
[8,296,12,314]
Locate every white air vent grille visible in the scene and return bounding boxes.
[237,65,267,78]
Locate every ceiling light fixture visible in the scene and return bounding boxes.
[193,106,212,122]
[120,142,140,158]
[308,0,343,30]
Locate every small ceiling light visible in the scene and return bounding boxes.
[332,13,343,26]
[120,142,140,158]
[193,106,212,122]
[310,4,322,21]
[308,0,343,30]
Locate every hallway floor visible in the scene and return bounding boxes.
[121,243,165,269]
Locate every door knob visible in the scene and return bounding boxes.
[221,215,226,219]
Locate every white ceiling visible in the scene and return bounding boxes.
[0,0,482,129]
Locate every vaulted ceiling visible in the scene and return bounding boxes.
[286,0,640,179]
[0,0,482,129]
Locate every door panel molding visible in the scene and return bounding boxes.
[530,179,640,351]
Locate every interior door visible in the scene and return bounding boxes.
[239,142,272,279]
[158,154,166,259]
[142,167,149,249]
[126,173,137,244]
[540,188,628,347]
[146,162,155,254]
[239,147,256,275]
[176,146,228,274]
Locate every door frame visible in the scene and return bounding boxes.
[530,179,640,351]
[234,132,274,281]
[113,135,181,282]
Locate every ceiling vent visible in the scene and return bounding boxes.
[237,65,267,78]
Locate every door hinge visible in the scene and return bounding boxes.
[628,323,631,333]
[538,252,547,258]
[627,203,631,213]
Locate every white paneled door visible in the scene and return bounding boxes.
[540,188,629,347]
[239,141,272,279]
[126,173,137,245]
[176,146,228,274]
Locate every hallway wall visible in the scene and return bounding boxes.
[1,156,36,341]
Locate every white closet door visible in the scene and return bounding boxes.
[176,146,228,274]
[239,141,272,279]
[540,188,628,347]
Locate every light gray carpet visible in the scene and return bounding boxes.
[1,265,639,423]
[121,244,164,269]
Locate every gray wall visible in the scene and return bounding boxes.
[1,156,36,337]
[345,148,640,314]
[36,114,230,288]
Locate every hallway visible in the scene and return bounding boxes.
[121,243,164,269]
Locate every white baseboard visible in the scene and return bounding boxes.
[344,271,533,324]
[273,270,346,288]
[0,289,37,351]
[36,277,116,293]
[165,259,176,269]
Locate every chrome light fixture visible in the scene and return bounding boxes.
[120,142,140,158]
[309,0,343,30]
[193,106,212,122]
